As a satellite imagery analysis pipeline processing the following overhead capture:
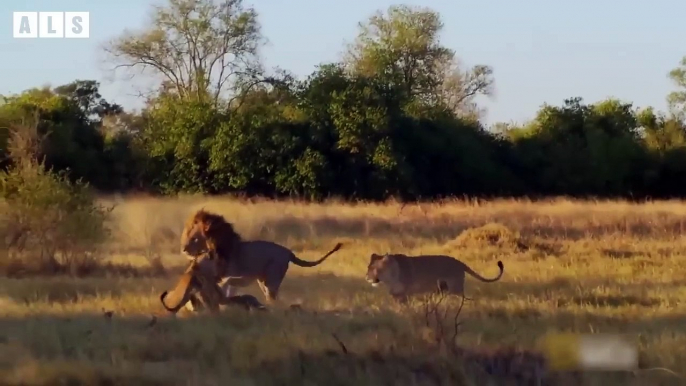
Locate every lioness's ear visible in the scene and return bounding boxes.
[370,253,381,261]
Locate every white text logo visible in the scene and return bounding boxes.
[13,12,89,38]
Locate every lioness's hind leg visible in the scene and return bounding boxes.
[445,279,473,301]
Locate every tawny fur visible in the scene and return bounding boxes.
[160,256,267,313]
[365,253,504,302]
[160,257,224,314]
[180,209,344,304]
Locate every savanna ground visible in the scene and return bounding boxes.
[1,197,685,385]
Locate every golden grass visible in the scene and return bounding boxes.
[2,196,686,385]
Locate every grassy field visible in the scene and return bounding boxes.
[1,196,685,385]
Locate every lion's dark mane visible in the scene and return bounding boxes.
[184,209,242,262]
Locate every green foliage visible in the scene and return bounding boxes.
[346,5,494,119]
[506,98,654,196]
[0,162,111,270]
[139,95,223,194]
[0,95,114,275]
[668,57,686,119]
[5,1,686,201]
[0,81,140,192]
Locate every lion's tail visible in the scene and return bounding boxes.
[290,243,343,268]
[464,261,504,283]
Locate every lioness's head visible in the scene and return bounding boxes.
[365,253,398,287]
[180,209,241,258]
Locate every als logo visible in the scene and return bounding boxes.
[13,12,89,38]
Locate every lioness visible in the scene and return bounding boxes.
[160,256,267,313]
[160,257,224,314]
[180,209,344,303]
[365,253,504,302]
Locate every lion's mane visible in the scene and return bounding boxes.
[183,209,242,261]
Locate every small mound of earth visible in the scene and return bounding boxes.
[451,223,528,251]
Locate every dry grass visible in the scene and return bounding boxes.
[1,196,686,385]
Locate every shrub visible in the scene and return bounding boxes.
[0,118,112,276]
[0,161,112,275]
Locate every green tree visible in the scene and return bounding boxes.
[638,107,686,153]
[509,98,651,196]
[345,5,493,119]
[139,95,224,193]
[637,107,686,197]
[293,64,410,199]
[0,81,144,192]
[668,57,686,120]
[53,80,123,120]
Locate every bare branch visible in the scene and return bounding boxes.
[102,0,264,108]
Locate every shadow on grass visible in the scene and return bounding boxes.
[1,307,682,385]
[0,310,569,386]
[0,271,371,309]
[0,276,176,305]
[1,273,685,385]
[0,257,173,280]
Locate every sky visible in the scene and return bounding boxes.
[2,0,685,127]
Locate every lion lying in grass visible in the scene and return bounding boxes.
[160,256,266,314]
[180,209,343,304]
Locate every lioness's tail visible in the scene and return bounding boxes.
[290,243,343,268]
[464,261,504,283]
[160,291,183,313]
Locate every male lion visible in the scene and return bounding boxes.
[365,253,504,302]
[180,209,343,304]
[160,256,266,314]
